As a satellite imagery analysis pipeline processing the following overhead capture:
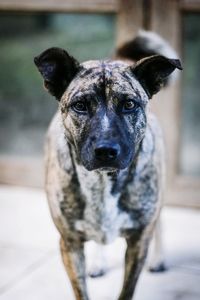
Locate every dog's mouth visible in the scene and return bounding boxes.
[81,158,131,172]
[83,163,120,172]
[95,166,118,173]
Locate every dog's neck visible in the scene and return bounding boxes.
[68,144,139,243]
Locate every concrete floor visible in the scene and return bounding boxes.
[0,185,200,300]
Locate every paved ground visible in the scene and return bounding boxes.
[0,185,200,300]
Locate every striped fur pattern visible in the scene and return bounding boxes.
[34,31,182,300]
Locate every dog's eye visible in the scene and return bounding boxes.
[123,100,135,112]
[72,101,87,113]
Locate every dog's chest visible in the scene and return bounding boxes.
[74,167,133,243]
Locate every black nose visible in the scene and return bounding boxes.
[95,143,120,161]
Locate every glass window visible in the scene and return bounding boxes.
[0,13,116,158]
[179,13,200,177]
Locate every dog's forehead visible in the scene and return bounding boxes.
[81,59,127,69]
[63,60,148,102]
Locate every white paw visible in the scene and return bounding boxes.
[148,261,167,273]
[85,241,108,278]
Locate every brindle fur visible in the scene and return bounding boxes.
[34,32,182,300]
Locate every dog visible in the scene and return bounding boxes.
[34,31,182,300]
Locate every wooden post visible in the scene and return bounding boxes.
[149,0,182,188]
[116,0,143,47]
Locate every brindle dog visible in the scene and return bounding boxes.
[34,32,182,300]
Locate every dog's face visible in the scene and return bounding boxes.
[60,60,148,171]
[34,48,182,171]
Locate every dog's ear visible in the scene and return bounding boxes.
[132,55,182,99]
[34,47,80,100]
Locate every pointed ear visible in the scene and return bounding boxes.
[34,47,80,100]
[132,55,182,98]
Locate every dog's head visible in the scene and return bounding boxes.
[34,48,182,171]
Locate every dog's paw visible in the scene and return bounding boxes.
[88,266,107,278]
[85,241,108,278]
[148,261,167,273]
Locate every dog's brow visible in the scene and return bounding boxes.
[110,91,148,106]
[73,91,97,99]
[68,82,101,100]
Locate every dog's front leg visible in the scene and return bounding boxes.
[118,233,149,300]
[60,237,89,300]
[147,218,166,272]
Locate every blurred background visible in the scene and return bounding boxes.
[0,1,200,300]
[0,10,116,186]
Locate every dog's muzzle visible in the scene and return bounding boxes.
[94,142,120,162]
